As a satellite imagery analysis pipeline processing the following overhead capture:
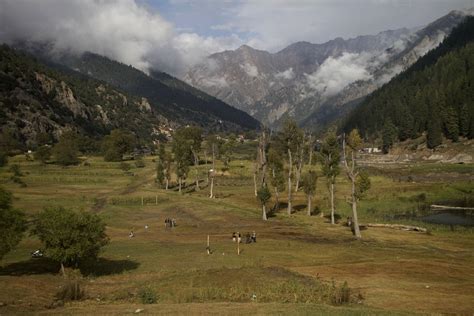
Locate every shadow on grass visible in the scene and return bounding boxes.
[79,258,140,277]
[0,257,140,277]
[293,204,307,213]
[0,257,60,276]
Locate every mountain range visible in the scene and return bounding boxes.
[184,9,473,131]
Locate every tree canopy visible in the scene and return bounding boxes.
[33,207,109,267]
[0,187,26,260]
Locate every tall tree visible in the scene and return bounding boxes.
[427,115,442,149]
[172,127,201,193]
[257,185,272,221]
[294,133,307,192]
[319,133,340,224]
[102,129,136,162]
[268,148,285,212]
[342,130,363,238]
[53,132,79,166]
[0,187,26,260]
[156,142,166,187]
[205,135,219,198]
[163,151,173,190]
[302,170,318,216]
[382,120,398,154]
[278,119,303,215]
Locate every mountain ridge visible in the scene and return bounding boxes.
[185,9,473,131]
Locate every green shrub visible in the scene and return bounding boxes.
[135,158,145,168]
[138,287,157,304]
[56,280,85,301]
[119,162,131,172]
[9,164,22,177]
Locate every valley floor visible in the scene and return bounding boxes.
[0,155,473,315]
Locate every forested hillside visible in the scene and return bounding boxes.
[45,52,260,131]
[0,45,162,150]
[342,17,474,149]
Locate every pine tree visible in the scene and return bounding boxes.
[427,116,443,149]
[382,120,398,154]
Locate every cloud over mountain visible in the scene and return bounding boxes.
[0,0,241,76]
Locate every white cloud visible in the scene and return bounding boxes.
[0,0,242,76]
[305,53,374,97]
[275,68,295,80]
[216,0,473,52]
[199,76,229,88]
[240,62,259,77]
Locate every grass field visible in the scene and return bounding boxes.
[1,150,473,315]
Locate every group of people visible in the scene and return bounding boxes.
[165,218,176,228]
[232,231,257,244]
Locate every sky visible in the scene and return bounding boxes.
[1,0,473,76]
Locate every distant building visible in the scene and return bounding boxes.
[362,147,382,154]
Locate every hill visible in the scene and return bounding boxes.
[0,44,161,149]
[342,16,474,148]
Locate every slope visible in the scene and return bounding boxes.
[341,17,474,147]
[0,44,160,149]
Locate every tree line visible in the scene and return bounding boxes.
[342,16,474,151]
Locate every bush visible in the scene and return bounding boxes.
[138,287,157,304]
[9,164,23,177]
[135,158,145,168]
[120,162,131,172]
[34,145,52,163]
[56,280,85,301]
[331,281,351,305]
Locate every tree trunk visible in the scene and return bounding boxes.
[209,176,214,198]
[351,176,361,238]
[209,144,215,198]
[307,195,312,216]
[259,130,267,187]
[60,262,66,278]
[192,150,200,191]
[178,177,182,193]
[165,178,169,190]
[262,204,267,221]
[295,155,303,192]
[330,182,335,224]
[274,187,279,212]
[253,171,258,196]
[287,149,292,215]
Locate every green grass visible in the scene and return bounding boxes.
[0,155,473,314]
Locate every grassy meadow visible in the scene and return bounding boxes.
[1,144,473,315]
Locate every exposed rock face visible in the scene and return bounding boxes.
[185,9,472,129]
[35,72,88,119]
[0,45,161,147]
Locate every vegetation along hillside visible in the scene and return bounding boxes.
[342,17,474,150]
[0,44,161,149]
